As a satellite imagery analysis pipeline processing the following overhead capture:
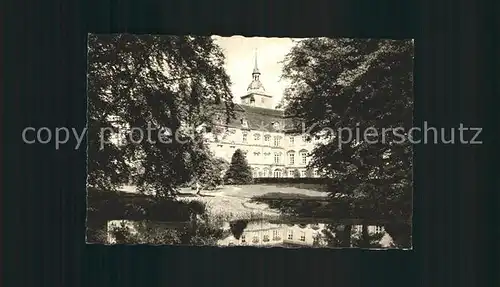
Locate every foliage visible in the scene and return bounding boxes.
[224,149,253,184]
[281,38,413,222]
[305,167,314,177]
[108,215,226,245]
[188,148,228,192]
[350,225,384,248]
[293,168,301,178]
[229,219,249,239]
[317,224,353,247]
[87,34,234,196]
[86,188,207,227]
[109,221,182,245]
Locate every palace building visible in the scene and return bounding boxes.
[207,52,322,178]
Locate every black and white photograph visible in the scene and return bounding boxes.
[86,35,413,249]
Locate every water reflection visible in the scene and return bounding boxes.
[220,219,410,248]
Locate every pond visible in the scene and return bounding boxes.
[218,218,411,249]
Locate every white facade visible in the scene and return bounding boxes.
[218,222,325,247]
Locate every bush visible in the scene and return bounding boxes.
[224,149,253,185]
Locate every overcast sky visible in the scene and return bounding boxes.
[213,36,302,106]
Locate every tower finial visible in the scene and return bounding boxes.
[252,48,260,74]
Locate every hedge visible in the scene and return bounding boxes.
[250,177,331,185]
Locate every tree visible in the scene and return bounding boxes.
[293,168,301,178]
[188,145,228,195]
[87,34,235,196]
[281,38,413,247]
[305,167,314,177]
[224,149,253,185]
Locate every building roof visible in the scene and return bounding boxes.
[247,79,265,92]
[212,103,305,133]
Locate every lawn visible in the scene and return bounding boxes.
[177,185,329,221]
[114,184,329,221]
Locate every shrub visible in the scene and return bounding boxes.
[224,149,253,185]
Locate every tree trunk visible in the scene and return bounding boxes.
[339,225,352,247]
[360,225,370,248]
[195,181,202,196]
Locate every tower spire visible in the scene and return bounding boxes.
[252,48,260,75]
[247,48,265,92]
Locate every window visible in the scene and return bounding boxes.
[375,226,383,233]
[287,230,293,240]
[313,169,319,177]
[241,235,246,243]
[258,171,263,177]
[263,169,269,177]
[254,134,261,141]
[288,170,294,177]
[274,152,281,164]
[242,133,247,143]
[300,231,306,241]
[263,234,270,242]
[289,153,295,165]
[252,236,259,243]
[272,230,281,240]
[273,170,281,178]
[264,135,271,142]
[273,136,281,147]
[289,136,295,145]
[300,170,306,177]
[301,152,307,165]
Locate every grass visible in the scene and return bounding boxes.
[178,184,329,222]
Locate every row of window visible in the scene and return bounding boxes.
[252,169,319,178]
[240,230,306,244]
[219,149,310,166]
[246,151,308,165]
[216,128,310,147]
[241,134,308,145]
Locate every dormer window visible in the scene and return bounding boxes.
[273,122,280,130]
[241,119,248,128]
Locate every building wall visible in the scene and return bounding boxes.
[220,226,321,247]
[208,123,321,178]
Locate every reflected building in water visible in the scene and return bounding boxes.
[219,221,325,247]
[218,221,393,247]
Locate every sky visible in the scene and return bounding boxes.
[213,36,301,106]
